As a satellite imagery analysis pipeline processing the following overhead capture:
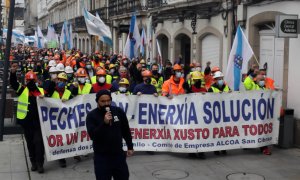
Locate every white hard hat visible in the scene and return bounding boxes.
[56,63,65,72]
[213,71,224,79]
[48,60,57,67]
[49,66,58,73]
[65,66,74,74]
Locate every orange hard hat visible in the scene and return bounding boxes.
[96,68,106,76]
[211,66,220,73]
[173,64,182,71]
[190,63,195,68]
[76,68,88,77]
[25,71,37,81]
[142,70,152,77]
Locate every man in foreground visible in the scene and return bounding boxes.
[86,90,134,180]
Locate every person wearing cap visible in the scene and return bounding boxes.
[133,70,158,97]
[208,71,230,156]
[92,68,117,93]
[115,78,131,95]
[10,64,45,173]
[86,90,134,180]
[161,64,185,99]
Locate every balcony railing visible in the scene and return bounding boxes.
[108,0,143,17]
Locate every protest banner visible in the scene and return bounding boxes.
[37,90,282,161]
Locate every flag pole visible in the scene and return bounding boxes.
[252,53,260,66]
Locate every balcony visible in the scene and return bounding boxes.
[108,0,144,17]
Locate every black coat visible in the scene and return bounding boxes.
[86,106,133,155]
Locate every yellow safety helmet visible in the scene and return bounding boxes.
[57,72,68,80]
[191,71,203,80]
[140,59,146,64]
[119,78,130,85]
[109,64,115,69]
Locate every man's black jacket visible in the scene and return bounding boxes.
[86,106,133,155]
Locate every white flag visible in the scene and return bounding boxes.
[225,26,254,91]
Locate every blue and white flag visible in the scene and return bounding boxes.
[225,26,254,91]
[95,12,112,46]
[140,27,147,57]
[129,13,141,59]
[82,4,112,46]
[68,23,73,49]
[36,25,44,48]
[60,21,70,49]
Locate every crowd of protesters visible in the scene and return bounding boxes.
[5,45,275,174]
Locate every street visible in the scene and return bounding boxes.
[1,135,300,180]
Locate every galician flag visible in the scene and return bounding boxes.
[225,25,254,91]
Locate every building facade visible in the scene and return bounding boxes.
[24,0,37,35]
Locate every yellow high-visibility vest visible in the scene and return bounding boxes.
[17,86,44,120]
[211,85,230,93]
[51,88,71,100]
[78,83,92,95]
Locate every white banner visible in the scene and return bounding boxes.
[37,90,282,161]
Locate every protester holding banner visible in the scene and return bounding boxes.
[133,69,158,97]
[46,72,75,167]
[86,90,134,180]
[92,68,117,93]
[73,68,92,95]
[244,67,259,90]
[115,78,131,95]
[150,63,164,95]
[259,69,275,90]
[185,71,207,93]
[161,64,186,99]
[10,64,45,173]
[208,71,231,155]
[208,71,230,93]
